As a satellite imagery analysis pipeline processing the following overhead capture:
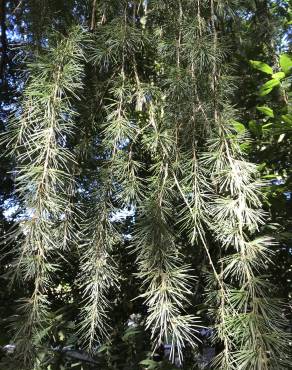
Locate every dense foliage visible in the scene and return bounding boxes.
[0,1,291,369]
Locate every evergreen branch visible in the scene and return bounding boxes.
[3,26,85,366]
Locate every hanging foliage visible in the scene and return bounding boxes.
[0,0,291,369]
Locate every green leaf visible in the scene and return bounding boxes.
[281,114,292,125]
[259,87,273,96]
[256,106,274,118]
[262,174,277,179]
[272,71,285,80]
[259,79,280,96]
[262,122,273,130]
[250,60,273,74]
[231,120,246,133]
[280,54,292,75]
